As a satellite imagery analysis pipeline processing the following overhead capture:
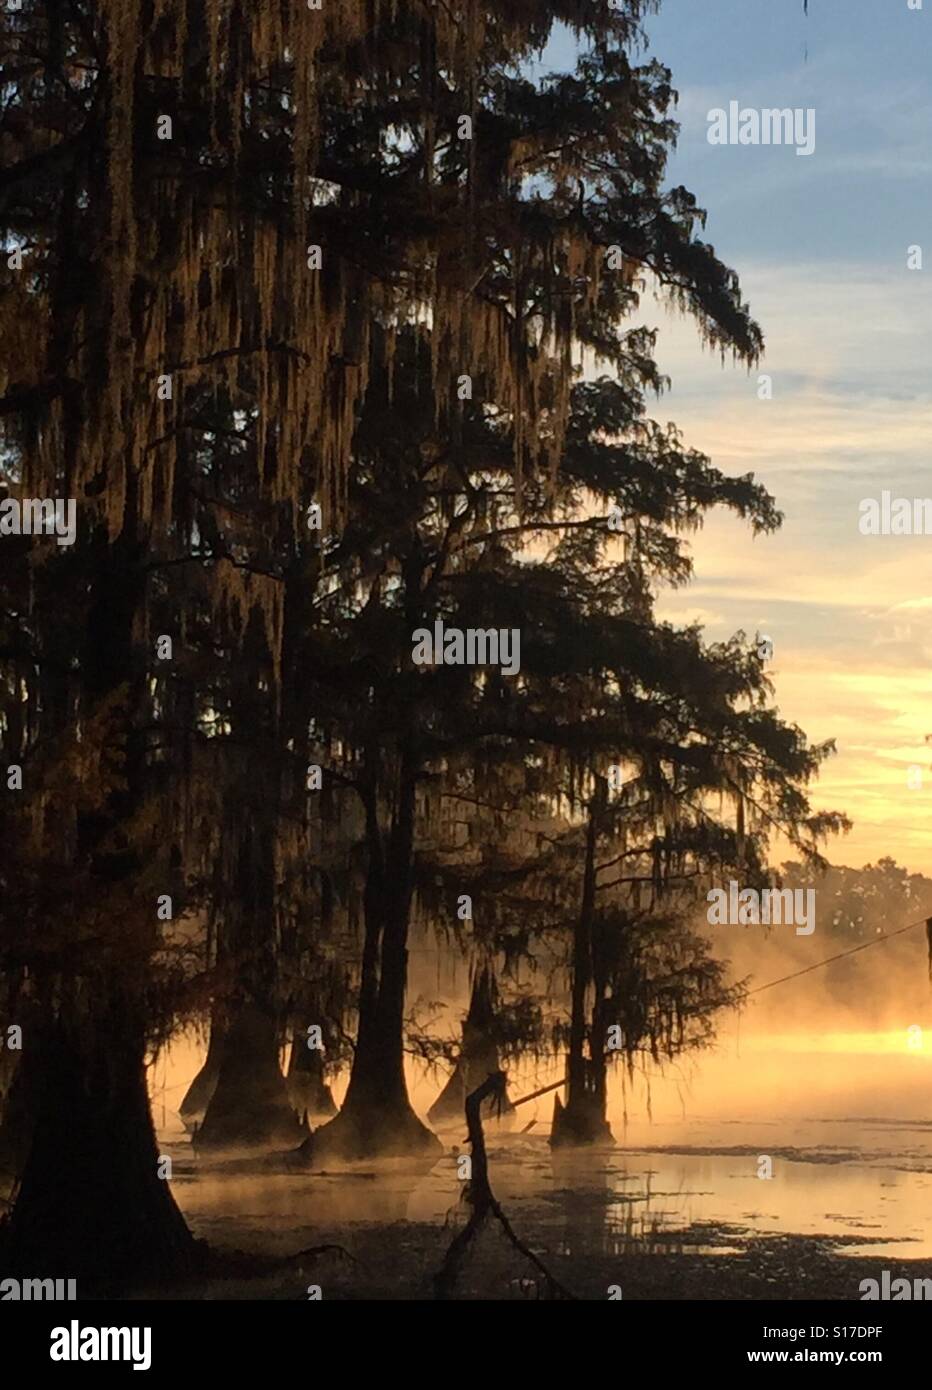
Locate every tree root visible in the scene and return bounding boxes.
[203,1240,362,1287]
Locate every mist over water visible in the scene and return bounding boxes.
[148,918,932,1291]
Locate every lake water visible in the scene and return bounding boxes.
[151,1025,932,1295]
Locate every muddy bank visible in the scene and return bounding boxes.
[140,1226,932,1301]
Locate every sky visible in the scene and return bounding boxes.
[547,1,932,874]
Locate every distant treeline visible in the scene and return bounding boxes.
[781,856,932,940]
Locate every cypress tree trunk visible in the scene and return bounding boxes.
[311,751,440,1159]
[428,966,515,1126]
[196,800,306,1151]
[286,1034,337,1119]
[0,1047,34,1179]
[3,527,202,1286]
[4,1016,202,1291]
[178,1011,227,1130]
[197,619,306,1151]
[195,1003,305,1150]
[551,786,613,1149]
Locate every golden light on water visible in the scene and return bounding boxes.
[743,1029,932,1056]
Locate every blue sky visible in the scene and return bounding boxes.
[547,2,932,872]
[641,0,932,266]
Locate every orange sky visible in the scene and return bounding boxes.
[639,264,932,876]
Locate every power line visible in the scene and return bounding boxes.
[746,913,931,996]
[508,914,932,1111]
